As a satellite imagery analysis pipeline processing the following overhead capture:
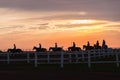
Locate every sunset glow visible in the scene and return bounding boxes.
[0,0,120,50]
[72,20,95,24]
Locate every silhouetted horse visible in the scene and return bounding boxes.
[0,50,2,53]
[33,46,47,52]
[102,45,108,49]
[94,44,101,49]
[83,45,94,50]
[68,47,81,51]
[49,47,63,51]
[7,49,23,53]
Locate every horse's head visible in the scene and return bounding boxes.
[83,45,86,49]
[68,46,72,49]
[33,46,37,50]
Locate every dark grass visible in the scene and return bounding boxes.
[0,60,120,70]
[0,63,120,80]
[0,55,120,80]
[0,62,120,71]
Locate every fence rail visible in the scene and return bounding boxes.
[0,49,120,68]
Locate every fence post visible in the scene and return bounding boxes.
[82,51,85,61]
[115,50,119,67]
[88,50,91,68]
[93,50,95,59]
[102,49,106,58]
[7,52,10,64]
[47,52,50,64]
[69,52,72,63]
[34,52,38,67]
[76,51,78,63]
[27,52,30,63]
[61,51,64,68]
[98,49,101,58]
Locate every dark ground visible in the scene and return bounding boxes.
[0,63,120,80]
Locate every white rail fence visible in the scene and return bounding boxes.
[0,49,120,68]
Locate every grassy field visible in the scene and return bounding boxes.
[0,63,120,80]
[0,52,120,80]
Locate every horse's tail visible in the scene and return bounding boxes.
[0,50,2,52]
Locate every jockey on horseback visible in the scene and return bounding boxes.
[55,43,58,48]
[73,42,76,47]
[96,40,99,46]
[39,43,42,49]
[13,44,16,50]
[87,41,90,47]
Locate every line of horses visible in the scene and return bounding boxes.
[0,40,110,53]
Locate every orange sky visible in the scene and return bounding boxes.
[0,22,120,51]
[0,0,120,50]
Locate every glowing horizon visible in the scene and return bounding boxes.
[0,0,120,50]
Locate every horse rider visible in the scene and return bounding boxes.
[87,41,90,47]
[55,43,58,48]
[102,40,106,46]
[102,40,108,49]
[13,44,16,50]
[96,40,99,46]
[73,42,76,47]
[39,43,42,48]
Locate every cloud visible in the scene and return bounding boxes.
[18,13,120,21]
[0,25,25,34]
[1,7,119,22]
[0,25,24,29]
[29,26,49,30]
[28,22,50,30]
[55,21,107,28]
[0,0,119,11]
[37,23,49,25]
[105,25,120,28]
[101,21,120,28]
[0,0,119,21]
